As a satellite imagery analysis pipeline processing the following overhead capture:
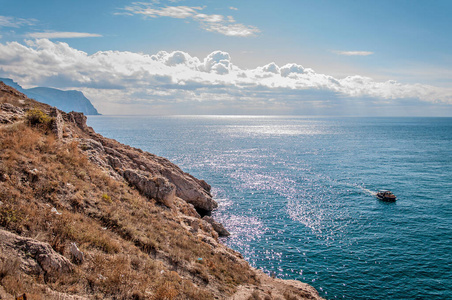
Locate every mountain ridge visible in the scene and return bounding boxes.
[0,78,100,115]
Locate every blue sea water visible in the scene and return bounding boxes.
[87,116,452,299]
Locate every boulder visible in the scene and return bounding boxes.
[123,169,175,207]
[70,242,84,264]
[202,216,230,237]
[161,170,217,214]
[0,229,73,276]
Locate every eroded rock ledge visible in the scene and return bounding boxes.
[66,112,218,215]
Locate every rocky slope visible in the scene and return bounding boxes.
[0,78,100,115]
[0,81,323,300]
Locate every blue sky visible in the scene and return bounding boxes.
[1,0,452,115]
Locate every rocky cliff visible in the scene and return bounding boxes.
[0,78,100,115]
[0,81,323,299]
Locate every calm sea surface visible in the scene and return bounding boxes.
[87,116,452,299]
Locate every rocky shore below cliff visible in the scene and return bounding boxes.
[0,81,323,299]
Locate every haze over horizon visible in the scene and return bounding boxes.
[1,0,452,116]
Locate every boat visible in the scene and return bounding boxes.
[376,190,397,202]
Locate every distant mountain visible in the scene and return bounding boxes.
[25,87,100,115]
[0,78,23,91]
[0,78,100,115]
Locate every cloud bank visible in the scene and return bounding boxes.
[121,3,260,37]
[0,39,450,115]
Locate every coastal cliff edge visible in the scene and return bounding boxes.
[0,81,323,299]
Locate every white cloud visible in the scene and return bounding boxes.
[280,63,315,77]
[26,31,102,39]
[121,3,260,37]
[0,39,450,115]
[261,62,280,74]
[194,13,225,23]
[0,15,36,28]
[334,50,374,56]
[129,5,199,19]
[201,22,260,37]
[199,51,233,74]
[229,7,238,11]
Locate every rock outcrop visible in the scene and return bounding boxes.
[0,102,24,124]
[67,111,89,132]
[70,243,84,264]
[49,107,64,139]
[74,130,218,214]
[124,169,176,207]
[232,269,322,300]
[203,216,231,237]
[0,229,73,276]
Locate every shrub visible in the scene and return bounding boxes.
[102,193,112,203]
[26,108,54,130]
[0,203,23,229]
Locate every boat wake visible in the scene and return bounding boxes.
[359,187,377,196]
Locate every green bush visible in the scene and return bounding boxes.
[26,108,54,129]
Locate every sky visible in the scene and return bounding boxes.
[0,0,452,116]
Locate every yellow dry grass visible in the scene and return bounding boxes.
[0,110,257,299]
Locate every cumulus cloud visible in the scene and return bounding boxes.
[121,3,260,37]
[261,63,280,74]
[280,64,315,77]
[199,51,233,74]
[0,39,450,115]
[26,31,102,39]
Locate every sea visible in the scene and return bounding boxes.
[87,116,452,300]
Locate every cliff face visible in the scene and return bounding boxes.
[0,78,100,115]
[0,81,323,300]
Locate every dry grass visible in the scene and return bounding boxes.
[0,107,258,299]
[0,253,23,297]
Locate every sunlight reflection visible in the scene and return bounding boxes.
[222,125,327,136]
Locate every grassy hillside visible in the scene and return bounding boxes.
[0,82,322,300]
